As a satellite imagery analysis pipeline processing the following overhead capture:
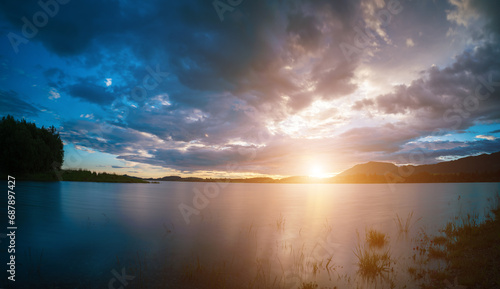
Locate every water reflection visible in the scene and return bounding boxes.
[6,181,499,288]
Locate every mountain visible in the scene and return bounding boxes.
[409,152,500,175]
[332,151,500,183]
[149,176,205,182]
[335,161,398,178]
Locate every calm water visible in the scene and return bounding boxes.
[2,181,499,288]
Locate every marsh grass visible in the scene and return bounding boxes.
[299,281,319,289]
[323,218,333,234]
[366,229,388,248]
[430,236,446,245]
[353,231,392,279]
[394,211,421,233]
[408,192,500,289]
[427,247,446,259]
[354,246,391,277]
[276,213,286,232]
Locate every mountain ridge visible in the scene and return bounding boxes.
[148,151,500,183]
[339,151,500,177]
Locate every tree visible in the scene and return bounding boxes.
[0,115,64,175]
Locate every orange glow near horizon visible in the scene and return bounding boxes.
[308,163,331,178]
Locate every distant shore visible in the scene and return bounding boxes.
[14,169,150,183]
[146,174,500,184]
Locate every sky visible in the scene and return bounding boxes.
[1,0,500,179]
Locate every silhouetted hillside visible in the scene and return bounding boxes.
[332,151,500,183]
[409,151,500,175]
[336,161,398,178]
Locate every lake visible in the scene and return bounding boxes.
[4,181,499,288]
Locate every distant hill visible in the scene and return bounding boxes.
[335,161,398,178]
[409,152,500,175]
[332,151,500,183]
[336,152,500,177]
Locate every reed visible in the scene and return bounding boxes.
[394,211,421,233]
[366,229,388,248]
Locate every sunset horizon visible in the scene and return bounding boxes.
[2,1,500,288]
[1,0,500,180]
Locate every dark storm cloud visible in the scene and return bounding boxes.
[0,89,39,117]
[286,12,322,52]
[1,0,364,107]
[66,79,116,105]
[43,67,67,87]
[60,119,152,155]
[0,0,124,55]
[353,0,500,164]
[111,165,129,169]
[339,123,421,154]
[372,40,500,133]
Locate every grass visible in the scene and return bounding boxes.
[394,211,421,233]
[276,213,286,232]
[427,246,447,259]
[409,193,500,289]
[366,229,388,248]
[353,242,392,277]
[298,281,318,289]
[430,236,447,245]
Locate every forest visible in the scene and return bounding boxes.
[0,115,63,175]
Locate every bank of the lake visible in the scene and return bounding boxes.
[16,169,150,183]
[413,196,500,289]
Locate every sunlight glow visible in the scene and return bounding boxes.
[308,163,329,178]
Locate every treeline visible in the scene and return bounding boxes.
[0,115,63,175]
[59,169,148,183]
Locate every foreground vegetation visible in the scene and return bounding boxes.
[409,196,500,289]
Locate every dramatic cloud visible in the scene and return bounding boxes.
[1,0,499,177]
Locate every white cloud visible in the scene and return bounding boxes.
[105,78,112,87]
[446,0,477,27]
[406,38,415,47]
[74,145,96,153]
[475,135,497,141]
[48,88,61,100]
[79,113,94,119]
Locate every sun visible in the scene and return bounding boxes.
[309,164,327,178]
